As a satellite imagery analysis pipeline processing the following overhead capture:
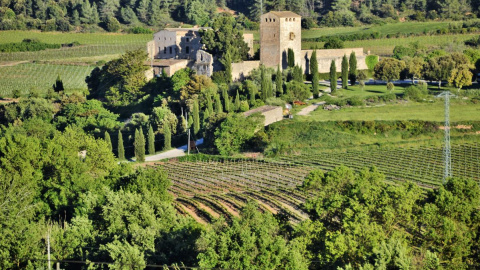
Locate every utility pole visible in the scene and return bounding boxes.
[187,129,191,155]
[47,227,51,270]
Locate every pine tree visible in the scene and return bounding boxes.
[275,65,283,96]
[135,128,145,162]
[310,50,319,98]
[215,94,223,114]
[80,0,93,24]
[117,130,125,160]
[193,99,200,135]
[234,90,240,111]
[91,2,100,24]
[163,124,171,150]
[341,54,349,89]
[330,60,337,94]
[148,125,155,155]
[72,10,80,26]
[287,48,295,68]
[104,131,112,152]
[349,52,357,86]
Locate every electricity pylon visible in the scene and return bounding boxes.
[436,90,454,183]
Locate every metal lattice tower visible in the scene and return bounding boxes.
[437,91,453,183]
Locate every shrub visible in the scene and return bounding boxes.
[128,26,153,34]
[365,55,379,70]
[347,96,364,106]
[265,97,286,107]
[324,38,344,49]
[387,82,395,92]
[404,84,428,101]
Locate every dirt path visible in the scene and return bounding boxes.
[0,61,29,67]
[144,138,203,162]
[296,101,325,116]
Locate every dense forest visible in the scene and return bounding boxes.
[2,0,480,31]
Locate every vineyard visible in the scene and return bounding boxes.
[158,143,480,223]
[0,31,150,96]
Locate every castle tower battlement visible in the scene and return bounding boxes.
[260,11,302,69]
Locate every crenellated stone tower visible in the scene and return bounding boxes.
[260,11,302,69]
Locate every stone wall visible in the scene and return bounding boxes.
[301,48,368,73]
[231,61,261,81]
[193,50,213,77]
[243,33,255,58]
[243,105,283,126]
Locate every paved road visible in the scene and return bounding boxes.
[145,138,204,161]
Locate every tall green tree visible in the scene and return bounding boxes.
[163,123,171,150]
[206,94,214,115]
[53,75,64,92]
[261,66,273,101]
[215,94,223,114]
[234,90,240,111]
[104,131,112,152]
[275,65,283,96]
[330,60,337,94]
[148,124,155,155]
[117,130,125,160]
[341,54,349,89]
[287,48,295,68]
[193,99,200,135]
[134,128,145,162]
[310,50,319,98]
[349,52,357,86]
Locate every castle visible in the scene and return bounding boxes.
[146,11,367,81]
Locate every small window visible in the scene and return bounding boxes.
[201,54,203,61]
[186,38,190,42]
[293,18,295,21]
[169,47,172,54]
[266,18,268,22]
[273,34,276,38]
[186,46,190,54]
[269,18,272,22]
[273,19,275,22]
[164,47,167,54]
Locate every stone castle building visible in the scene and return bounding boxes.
[146,11,367,80]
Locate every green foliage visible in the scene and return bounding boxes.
[105,16,121,32]
[288,48,295,68]
[276,65,283,96]
[0,39,61,52]
[105,131,112,152]
[193,99,200,135]
[324,37,344,49]
[365,55,379,71]
[152,105,178,135]
[103,240,146,270]
[423,53,471,88]
[118,130,125,159]
[404,83,429,101]
[374,58,406,82]
[283,81,311,103]
[215,94,223,114]
[86,49,149,107]
[197,201,309,270]
[330,60,337,94]
[393,45,416,59]
[200,14,249,62]
[386,82,395,92]
[291,65,304,83]
[148,125,155,155]
[311,50,319,98]
[163,123,171,150]
[261,65,273,101]
[0,98,55,125]
[52,74,64,92]
[214,113,264,155]
[134,128,145,162]
[341,54,349,89]
[348,52,357,86]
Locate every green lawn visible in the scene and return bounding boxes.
[301,99,480,122]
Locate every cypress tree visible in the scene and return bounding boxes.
[148,125,155,155]
[135,128,145,162]
[215,94,223,114]
[330,60,337,94]
[206,94,214,115]
[260,66,272,101]
[222,88,230,112]
[275,65,283,96]
[203,108,210,123]
[53,75,64,92]
[117,130,125,160]
[287,48,295,68]
[104,131,112,152]
[163,124,171,150]
[341,54,349,89]
[193,99,200,135]
[349,52,357,86]
[179,115,187,133]
[187,113,193,128]
[310,50,319,98]
[234,90,240,111]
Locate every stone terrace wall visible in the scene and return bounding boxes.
[301,48,368,73]
[231,61,261,81]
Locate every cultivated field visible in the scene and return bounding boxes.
[159,143,480,223]
[0,31,150,96]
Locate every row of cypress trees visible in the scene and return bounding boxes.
[329,51,357,93]
[103,125,171,162]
